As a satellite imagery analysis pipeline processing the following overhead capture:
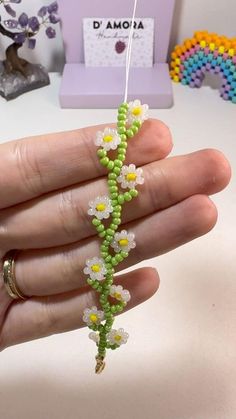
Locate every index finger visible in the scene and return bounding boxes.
[0,119,172,209]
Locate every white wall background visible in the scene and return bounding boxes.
[0,0,236,71]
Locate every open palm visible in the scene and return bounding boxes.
[0,120,231,351]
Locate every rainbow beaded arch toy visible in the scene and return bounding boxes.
[82,100,148,374]
[170,31,236,104]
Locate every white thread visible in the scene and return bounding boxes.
[124,0,138,103]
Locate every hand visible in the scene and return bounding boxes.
[0,120,231,350]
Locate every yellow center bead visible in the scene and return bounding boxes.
[114,335,122,342]
[91,264,101,273]
[132,107,142,116]
[90,314,98,323]
[96,203,106,212]
[114,292,122,300]
[119,239,129,247]
[126,173,137,182]
[103,135,113,143]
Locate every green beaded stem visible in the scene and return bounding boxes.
[88,103,143,371]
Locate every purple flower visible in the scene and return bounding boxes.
[47,1,58,14]
[38,6,48,17]
[28,16,40,32]
[4,19,18,29]
[49,13,60,24]
[18,12,28,28]
[4,4,16,17]
[45,26,56,39]
[28,38,36,49]
[14,32,26,44]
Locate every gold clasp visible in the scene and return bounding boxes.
[95,355,106,374]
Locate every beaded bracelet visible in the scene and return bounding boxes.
[82,99,149,374]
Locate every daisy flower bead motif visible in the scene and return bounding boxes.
[110,285,131,303]
[127,99,149,125]
[89,332,100,344]
[83,257,107,281]
[88,195,113,220]
[95,127,121,151]
[83,306,104,327]
[107,328,129,346]
[117,164,144,190]
[111,230,136,253]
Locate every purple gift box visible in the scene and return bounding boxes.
[58,0,175,108]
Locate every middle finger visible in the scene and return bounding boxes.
[0,149,228,251]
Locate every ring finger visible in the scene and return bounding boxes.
[11,194,217,297]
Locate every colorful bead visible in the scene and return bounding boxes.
[170,31,236,104]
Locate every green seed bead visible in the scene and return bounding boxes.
[124,192,132,202]
[111,306,117,313]
[115,254,123,262]
[101,244,108,251]
[120,134,127,141]
[113,218,121,225]
[117,122,126,130]
[99,231,106,238]
[115,205,122,212]
[118,114,126,121]
[111,199,118,207]
[130,189,138,198]
[126,129,134,138]
[97,224,105,233]
[100,157,109,167]
[97,149,107,158]
[118,194,125,205]
[121,251,129,258]
[106,278,113,286]
[118,148,126,156]
[114,166,121,175]
[109,186,118,193]
[117,304,123,312]
[105,255,112,262]
[119,141,128,149]
[92,218,101,226]
[133,120,142,128]
[114,159,122,168]
[131,125,139,135]
[103,240,109,246]
[118,154,126,162]
[105,262,112,269]
[107,161,114,170]
[112,212,120,218]
[108,173,118,180]
[108,179,116,186]
[87,278,93,285]
[110,223,118,230]
[111,193,118,200]
[101,251,108,258]
[97,286,103,292]
[118,106,127,113]
[106,235,113,242]
[112,258,119,266]
[121,102,129,110]
[107,228,114,236]
[118,127,126,135]
[119,104,127,111]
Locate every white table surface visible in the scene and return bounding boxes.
[0,74,235,419]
